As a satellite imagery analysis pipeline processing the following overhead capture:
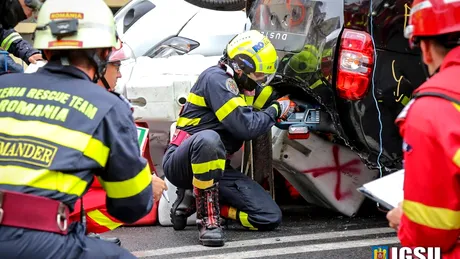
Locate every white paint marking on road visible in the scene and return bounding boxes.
[132,227,395,258]
[184,237,399,259]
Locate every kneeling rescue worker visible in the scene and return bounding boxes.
[0,0,154,258]
[162,30,296,247]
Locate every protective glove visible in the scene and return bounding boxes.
[273,95,296,121]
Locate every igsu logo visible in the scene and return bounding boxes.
[393,247,441,259]
[372,246,441,259]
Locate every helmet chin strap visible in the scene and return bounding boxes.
[86,50,111,90]
[235,72,257,91]
[219,60,257,91]
[99,76,112,91]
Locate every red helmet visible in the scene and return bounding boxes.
[405,0,460,47]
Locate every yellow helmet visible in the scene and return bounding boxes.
[225,30,278,86]
[33,0,117,50]
[287,44,320,74]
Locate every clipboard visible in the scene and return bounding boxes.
[357,169,404,211]
[357,187,395,210]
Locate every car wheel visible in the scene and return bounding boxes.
[183,0,246,11]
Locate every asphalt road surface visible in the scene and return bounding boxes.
[102,202,400,259]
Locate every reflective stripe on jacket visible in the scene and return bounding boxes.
[0,61,153,224]
[0,28,40,64]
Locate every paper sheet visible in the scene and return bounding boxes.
[24,60,47,74]
[361,169,404,209]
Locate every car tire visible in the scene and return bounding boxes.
[183,0,246,11]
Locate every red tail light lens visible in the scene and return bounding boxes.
[336,29,374,100]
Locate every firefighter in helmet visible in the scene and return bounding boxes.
[163,30,295,247]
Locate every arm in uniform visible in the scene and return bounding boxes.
[398,97,460,253]
[0,28,40,64]
[94,101,154,224]
[206,72,279,140]
[253,85,279,110]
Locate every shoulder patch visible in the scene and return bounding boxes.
[225,78,240,95]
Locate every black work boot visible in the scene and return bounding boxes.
[195,183,224,247]
[170,188,196,230]
[87,232,122,247]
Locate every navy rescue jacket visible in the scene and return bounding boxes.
[176,65,279,154]
[0,28,40,64]
[0,62,153,224]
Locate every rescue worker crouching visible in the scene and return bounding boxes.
[0,0,44,73]
[386,0,460,257]
[0,0,154,258]
[162,30,296,247]
[0,28,44,72]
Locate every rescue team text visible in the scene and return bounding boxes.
[0,136,57,167]
[0,87,98,121]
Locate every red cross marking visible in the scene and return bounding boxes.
[302,145,361,200]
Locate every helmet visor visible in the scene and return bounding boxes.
[109,42,135,63]
[248,71,274,86]
[247,58,279,86]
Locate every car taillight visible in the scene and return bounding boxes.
[336,29,374,100]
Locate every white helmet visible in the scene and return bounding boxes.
[33,0,117,50]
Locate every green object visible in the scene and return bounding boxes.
[137,126,149,153]
[287,44,320,74]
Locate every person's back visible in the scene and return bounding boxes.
[0,62,145,211]
[67,41,167,239]
[0,0,153,258]
[396,47,460,257]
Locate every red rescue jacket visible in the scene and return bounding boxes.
[69,122,157,234]
[395,46,460,258]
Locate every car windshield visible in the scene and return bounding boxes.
[248,0,341,53]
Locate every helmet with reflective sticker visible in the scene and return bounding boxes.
[225,30,279,86]
[33,0,117,50]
